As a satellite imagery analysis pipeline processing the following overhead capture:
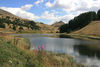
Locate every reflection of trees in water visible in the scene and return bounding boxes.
[74,44,100,59]
[59,34,71,38]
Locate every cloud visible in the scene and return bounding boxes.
[45,0,100,14]
[40,11,75,24]
[35,0,44,5]
[21,4,33,10]
[40,11,58,24]
[0,4,39,20]
[44,0,100,24]
[45,2,53,7]
[45,0,75,12]
[41,11,57,20]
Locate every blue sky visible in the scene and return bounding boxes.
[0,0,100,24]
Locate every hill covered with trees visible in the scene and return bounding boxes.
[0,9,59,33]
[0,9,40,33]
[59,9,100,34]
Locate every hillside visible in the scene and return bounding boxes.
[0,9,17,18]
[0,9,59,33]
[59,11,98,33]
[0,9,31,21]
[72,21,100,36]
[36,22,58,33]
[51,21,65,28]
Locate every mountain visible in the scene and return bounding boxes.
[0,9,17,18]
[51,21,65,28]
[0,9,58,33]
[36,22,58,33]
[72,21,100,36]
[0,9,33,21]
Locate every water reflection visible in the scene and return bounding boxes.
[30,37,76,54]
[74,46,100,67]
[59,34,72,38]
[74,44,100,59]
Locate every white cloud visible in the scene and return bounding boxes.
[35,0,44,5]
[0,4,39,20]
[44,0,100,24]
[59,14,75,22]
[21,4,33,10]
[45,2,53,7]
[40,11,75,24]
[45,0,75,12]
[48,14,75,25]
[39,11,57,24]
[41,11,57,20]
[45,0,100,15]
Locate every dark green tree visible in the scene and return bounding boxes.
[13,26,16,31]
[59,24,70,33]
[59,11,97,33]
[97,9,100,20]
[68,11,97,32]
[5,16,11,25]
[0,18,5,28]
[28,21,40,30]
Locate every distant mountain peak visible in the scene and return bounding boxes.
[51,21,65,27]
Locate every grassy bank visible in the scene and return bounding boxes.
[64,33,100,41]
[0,35,85,67]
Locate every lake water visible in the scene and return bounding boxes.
[11,34,100,67]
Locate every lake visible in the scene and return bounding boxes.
[10,34,100,67]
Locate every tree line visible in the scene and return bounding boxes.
[0,16,40,32]
[59,9,100,33]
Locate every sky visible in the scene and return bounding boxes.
[0,0,100,24]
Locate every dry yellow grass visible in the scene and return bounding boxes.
[2,35,30,49]
[72,21,100,36]
[36,22,59,33]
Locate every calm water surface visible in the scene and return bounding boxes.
[11,34,100,67]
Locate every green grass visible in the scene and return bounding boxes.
[0,40,26,67]
[0,36,86,67]
[0,37,41,67]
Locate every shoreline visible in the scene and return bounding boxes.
[60,33,100,41]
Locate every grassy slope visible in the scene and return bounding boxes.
[51,21,65,28]
[72,21,100,36]
[0,35,85,67]
[36,22,58,33]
